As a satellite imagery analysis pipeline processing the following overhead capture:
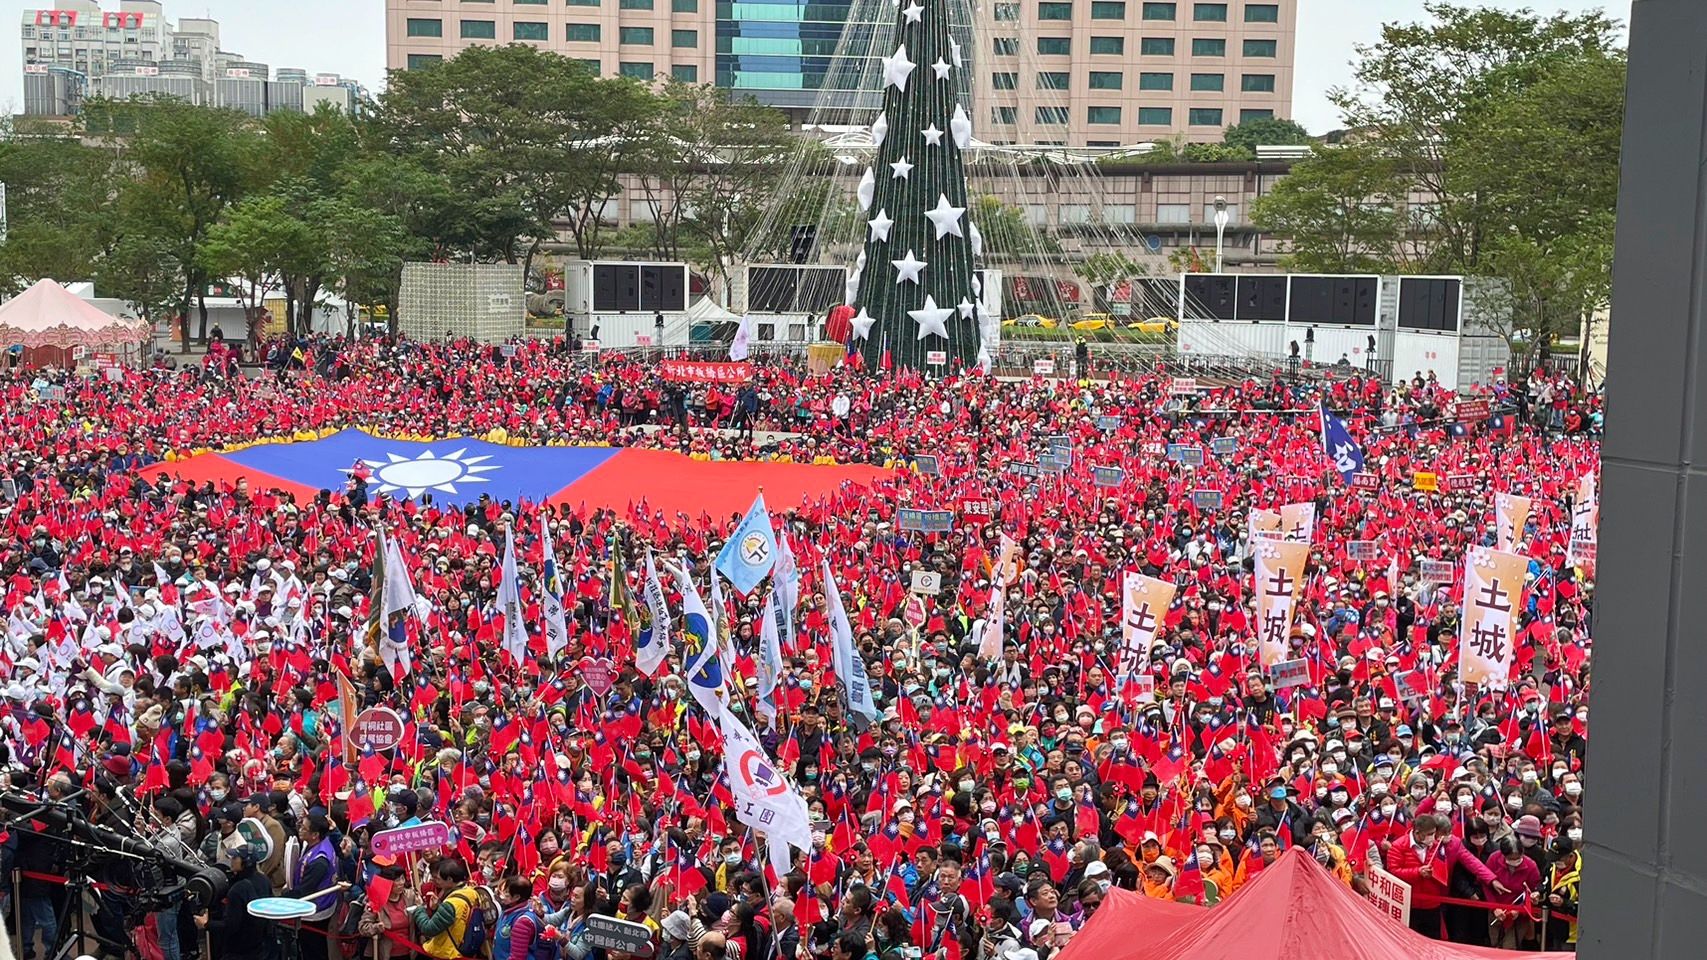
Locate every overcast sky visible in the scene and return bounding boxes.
[0,0,1632,129]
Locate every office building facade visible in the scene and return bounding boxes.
[21,1,360,116]
[386,0,1295,144]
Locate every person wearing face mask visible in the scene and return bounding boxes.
[1387,813,1505,939]
[1557,773,1584,808]
[1481,836,1542,949]
[1253,777,1311,849]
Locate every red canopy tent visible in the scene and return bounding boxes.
[1062,851,1573,960]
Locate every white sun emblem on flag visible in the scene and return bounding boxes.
[342,448,500,499]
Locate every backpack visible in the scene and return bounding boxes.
[453,887,497,958]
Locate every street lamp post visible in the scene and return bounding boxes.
[1212,196,1229,273]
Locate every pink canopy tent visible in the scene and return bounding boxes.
[0,278,150,368]
[1060,851,1573,960]
[1055,885,1203,960]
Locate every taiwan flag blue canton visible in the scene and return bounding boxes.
[140,428,895,519]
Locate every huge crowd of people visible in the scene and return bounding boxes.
[0,335,1600,960]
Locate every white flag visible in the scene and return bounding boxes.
[673,560,728,716]
[635,551,673,676]
[978,583,1005,661]
[756,590,786,721]
[540,515,570,657]
[773,530,800,649]
[497,527,528,664]
[718,704,812,858]
[730,314,753,361]
[823,560,878,723]
[382,533,427,620]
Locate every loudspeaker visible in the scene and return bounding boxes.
[592,264,621,313]
[1237,276,1286,321]
[659,267,686,311]
[640,265,662,311]
[790,225,818,265]
[614,265,640,312]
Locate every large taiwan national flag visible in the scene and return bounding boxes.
[141,429,891,518]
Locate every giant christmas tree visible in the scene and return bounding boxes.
[847,0,990,372]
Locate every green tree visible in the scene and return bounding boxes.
[372,45,661,272]
[1251,143,1406,273]
[0,125,114,293]
[89,96,264,349]
[633,82,793,288]
[1221,116,1311,156]
[1331,2,1622,273]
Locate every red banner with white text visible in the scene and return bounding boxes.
[660,360,754,384]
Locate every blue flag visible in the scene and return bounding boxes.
[1320,406,1366,481]
[714,493,778,595]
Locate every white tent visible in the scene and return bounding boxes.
[686,297,740,326]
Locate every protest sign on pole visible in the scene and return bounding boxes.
[1254,539,1309,668]
[1494,493,1533,552]
[372,822,455,857]
[1119,573,1176,675]
[1269,658,1310,689]
[1458,547,1527,689]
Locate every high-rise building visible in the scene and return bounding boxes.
[20,2,356,116]
[384,0,1295,145]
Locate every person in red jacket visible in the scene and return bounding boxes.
[1385,813,1507,939]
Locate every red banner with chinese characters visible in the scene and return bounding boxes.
[660,360,753,384]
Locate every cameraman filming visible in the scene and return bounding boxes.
[194,840,272,960]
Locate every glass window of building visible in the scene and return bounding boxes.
[992,71,1018,89]
[1090,1,1125,18]
[620,61,654,78]
[1060,204,1092,223]
[567,23,601,41]
[672,29,697,46]
[567,0,600,6]
[1157,203,1191,223]
[1191,37,1225,56]
[1243,38,1277,56]
[993,37,1020,56]
[1089,36,1124,54]
[1138,106,1173,125]
[994,2,1021,19]
[1188,106,1223,125]
[992,105,1018,124]
[1193,2,1227,20]
[1037,37,1071,55]
[1087,70,1123,89]
[406,53,443,70]
[513,21,549,40]
[673,0,698,9]
[1140,37,1175,55]
[1036,71,1070,89]
[461,19,497,38]
[1239,108,1274,122]
[620,26,654,44]
[1104,205,1138,224]
[1038,2,1073,20]
[1035,106,1070,124]
[620,0,654,9]
[405,18,443,37]
[672,64,698,81]
[1139,71,1173,90]
[1241,73,1274,92]
[1086,106,1121,124]
[1142,1,1175,19]
[1203,201,1238,220]
[1244,3,1279,22]
[1189,72,1223,90]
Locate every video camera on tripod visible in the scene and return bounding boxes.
[0,790,230,913]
